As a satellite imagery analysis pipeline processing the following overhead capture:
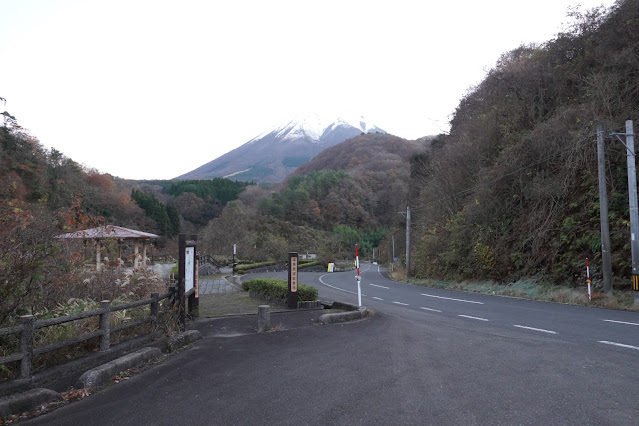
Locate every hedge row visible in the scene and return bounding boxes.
[242,278,318,301]
[235,261,277,272]
[298,260,319,269]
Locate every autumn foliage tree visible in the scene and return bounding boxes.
[0,105,154,324]
[408,1,639,286]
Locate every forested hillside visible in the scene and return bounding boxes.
[132,178,251,230]
[388,1,639,288]
[0,113,251,243]
[204,133,423,260]
[0,124,150,232]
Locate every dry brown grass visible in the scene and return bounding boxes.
[197,292,267,317]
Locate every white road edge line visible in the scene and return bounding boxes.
[369,283,390,289]
[603,319,639,327]
[598,340,639,351]
[319,274,366,297]
[514,325,557,334]
[458,315,488,321]
[419,307,442,313]
[392,301,409,306]
[372,296,384,301]
[420,294,484,304]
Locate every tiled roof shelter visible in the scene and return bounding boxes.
[56,225,159,271]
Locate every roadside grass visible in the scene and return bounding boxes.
[389,269,639,311]
[197,292,268,317]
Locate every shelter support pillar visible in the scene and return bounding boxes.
[96,240,102,272]
[134,240,140,270]
[142,241,148,268]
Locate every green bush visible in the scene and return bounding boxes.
[235,261,277,272]
[298,260,319,269]
[242,278,318,301]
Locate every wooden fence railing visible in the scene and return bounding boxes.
[199,253,224,268]
[149,255,176,265]
[0,289,174,380]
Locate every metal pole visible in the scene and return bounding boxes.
[232,243,236,274]
[597,124,614,295]
[178,233,186,331]
[405,206,411,274]
[625,120,639,305]
[392,234,395,261]
[356,244,361,307]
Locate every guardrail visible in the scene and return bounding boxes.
[0,289,174,380]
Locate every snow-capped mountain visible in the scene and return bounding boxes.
[249,113,384,144]
[176,113,386,183]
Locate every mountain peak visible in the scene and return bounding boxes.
[249,112,385,144]
[176,112,386,182]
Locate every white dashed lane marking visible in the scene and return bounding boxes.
[393,301,409,306]
[603,319,639,327]
[372,297,384,301]
[419,307,442,313]
[369,283,389,289]
[458,315,489,322]
[514,325,557,335]
[420,294,484,304]
[598,341,639,351]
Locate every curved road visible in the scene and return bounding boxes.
[262,262,639,352]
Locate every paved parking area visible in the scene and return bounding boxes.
[198,277,240,294]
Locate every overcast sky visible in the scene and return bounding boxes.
[1,0,616,180]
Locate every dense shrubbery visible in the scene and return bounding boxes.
[298,260,320,269]
[234,261,277,272]
[242,278,318,301]
[164,178,251,202]
[131,189,180,236]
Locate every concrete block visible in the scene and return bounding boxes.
[75,347,162,390]
[318,307,368,324]
[0,388,62,417]
[257,305,270,332]
[164,330,202,353]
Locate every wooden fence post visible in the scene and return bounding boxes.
[19,315,34,379]
[99,300,111,351]
[150,292,159,330]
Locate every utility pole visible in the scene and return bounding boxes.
[406,206,411,274]
[596,124,614,295]
[392,234,395,262]
[612,120,639,305]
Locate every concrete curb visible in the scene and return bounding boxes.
[75,347,162,390]
[164,330,202,353]
[226,275,244,291]
[318,306,369,324]
[1,331,203,417]
[0,388,62,418]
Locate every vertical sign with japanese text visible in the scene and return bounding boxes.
[185,246,194,293]
[288,252,299,309]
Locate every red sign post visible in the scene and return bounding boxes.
[356,244,361,307]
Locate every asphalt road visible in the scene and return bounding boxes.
[25,264,639,425]
[255,262,639,352]
[319,262,639,351]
